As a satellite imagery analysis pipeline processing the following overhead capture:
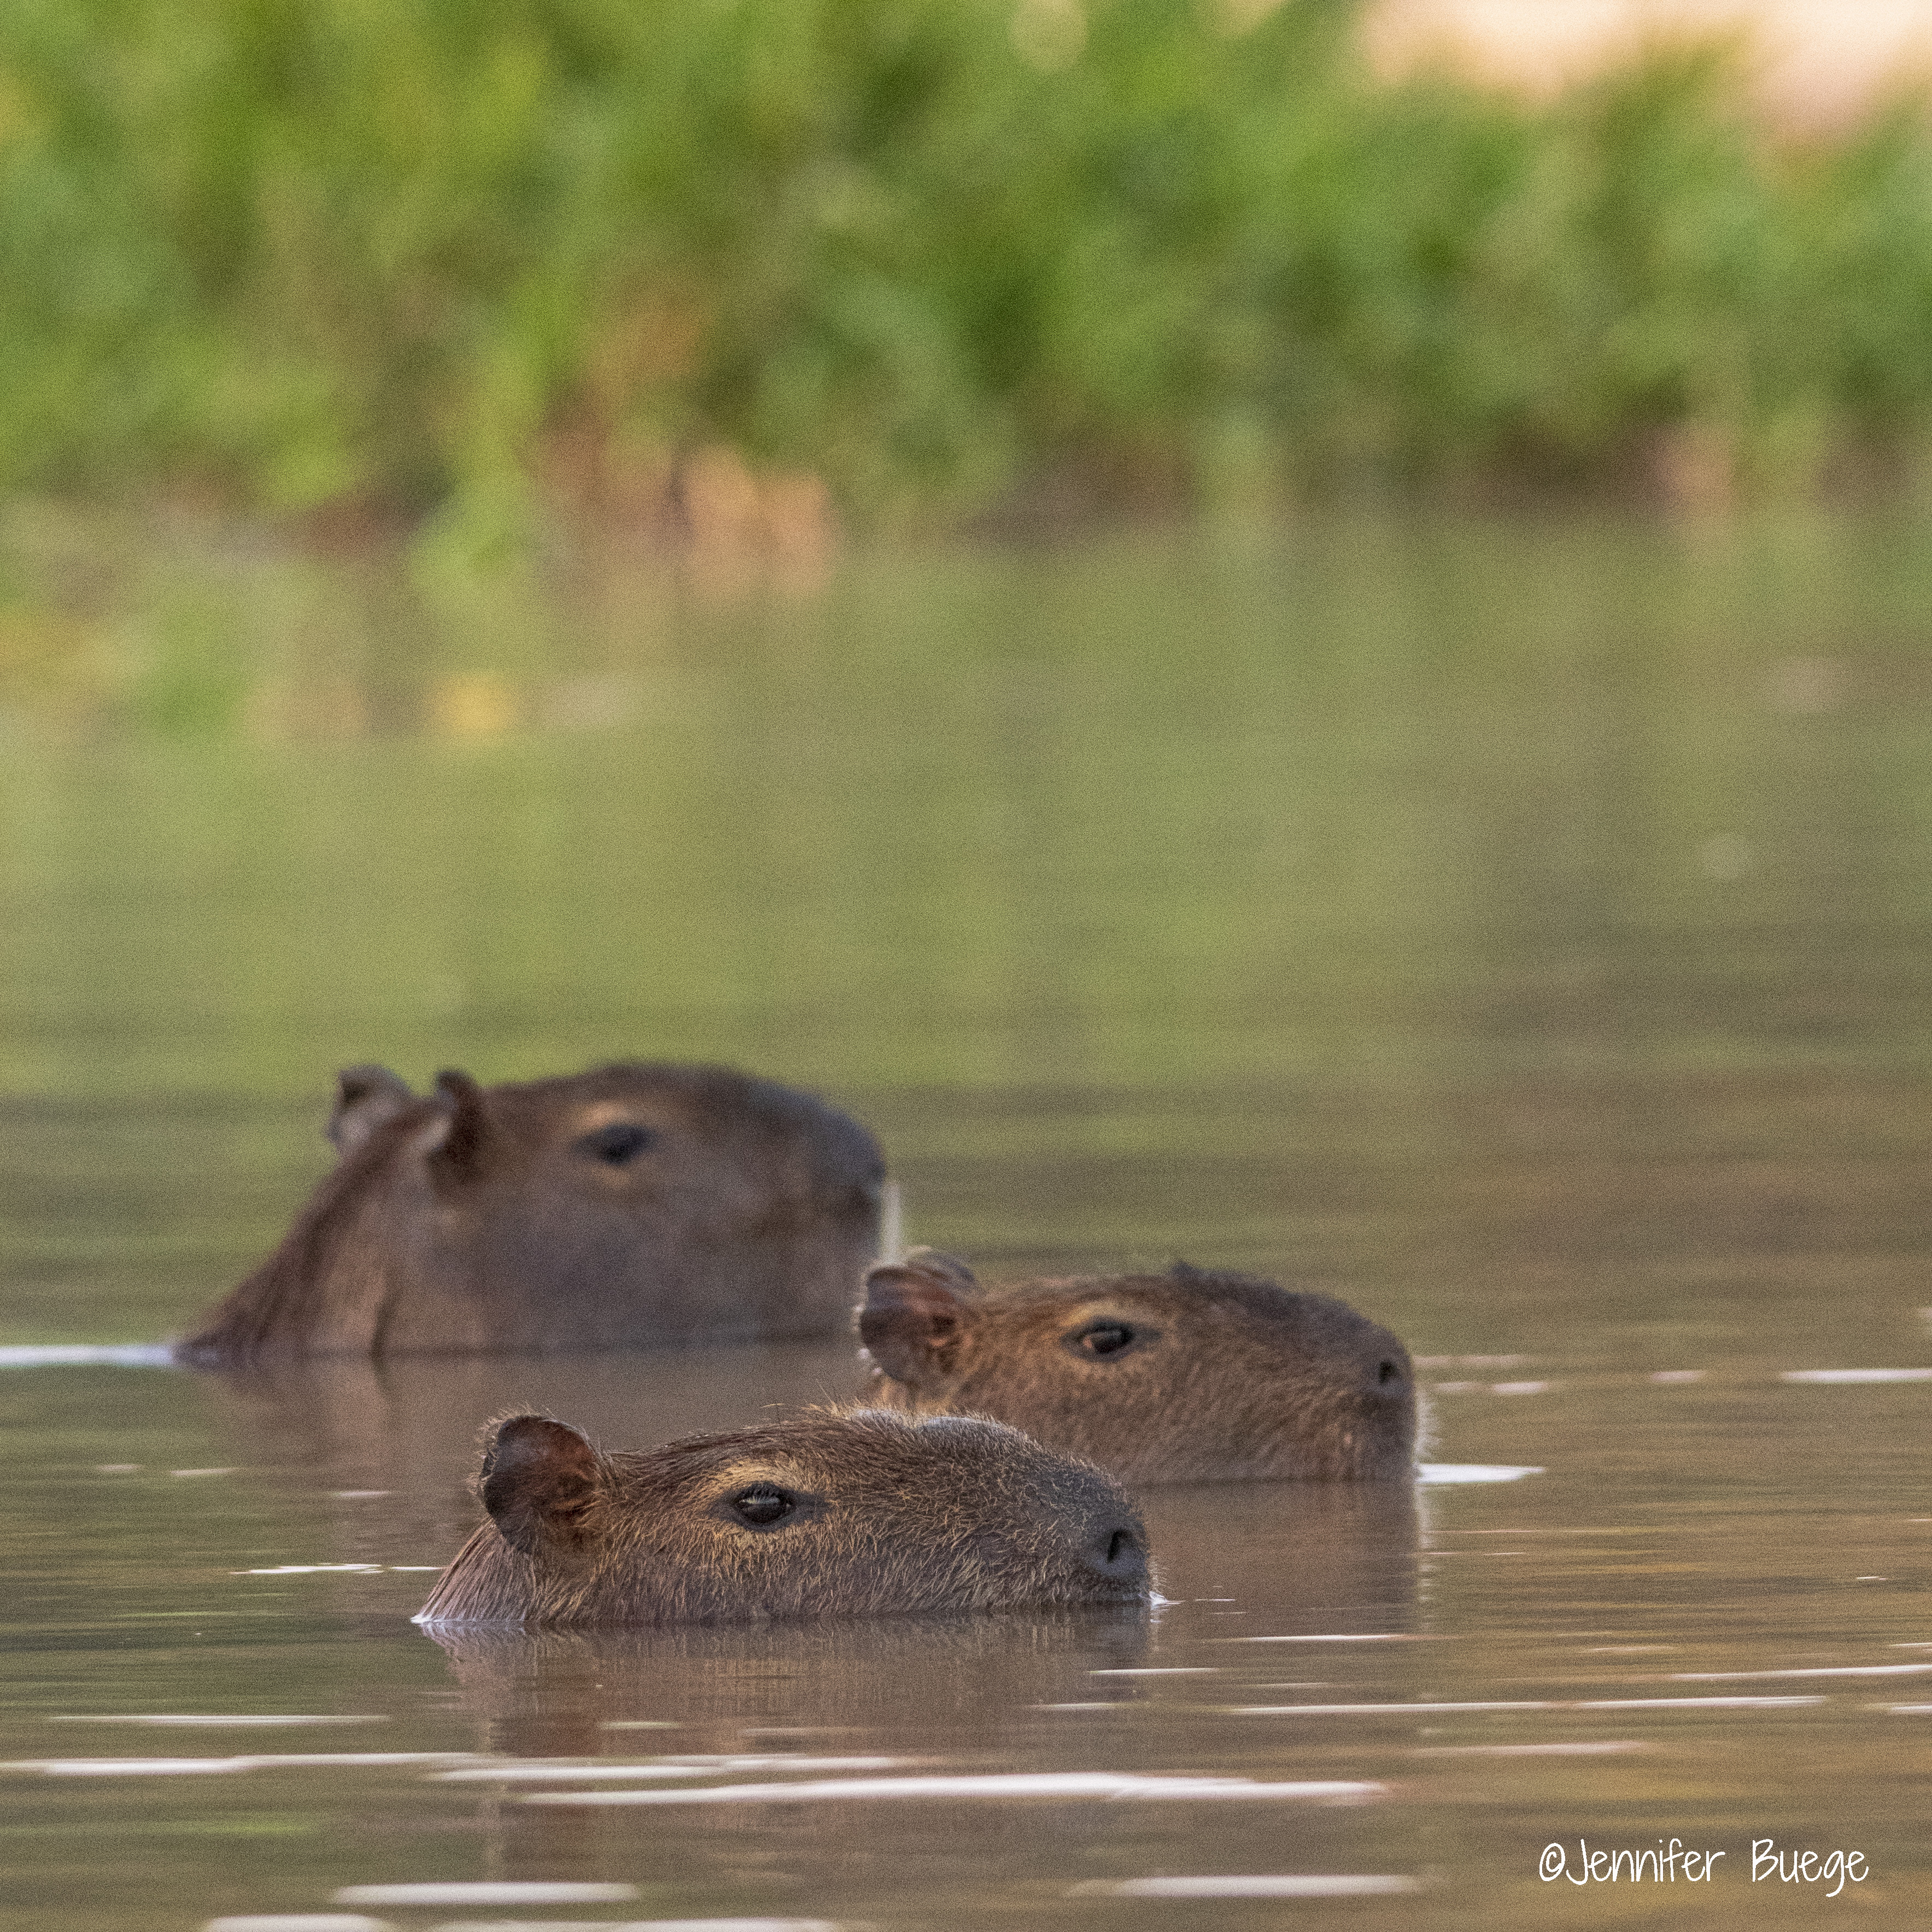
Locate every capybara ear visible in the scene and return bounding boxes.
[480,1415,602,1556]
[858,1249,979,1387]
[328,1065,416,1157]
[900,1248,979,1292]
[428,1069,495,1188]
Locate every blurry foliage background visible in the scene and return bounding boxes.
[6,0,1932,558]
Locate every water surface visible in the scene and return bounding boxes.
[3,516,1930,1927]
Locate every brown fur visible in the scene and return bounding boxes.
[415,1406,1150,1628]
[857,1252,1416,1484]
[180,1062,885,1364]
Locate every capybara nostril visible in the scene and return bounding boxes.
[1377,1357,1402,1386]
[1096,1523,1147,1584]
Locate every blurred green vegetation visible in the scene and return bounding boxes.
[5,0,1932,546]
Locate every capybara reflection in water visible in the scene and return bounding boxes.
[182,1063,885,1364]
[858,1251,1416,1483]
[415,1407,1150,1627]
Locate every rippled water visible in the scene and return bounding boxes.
[3,518,1930,1928]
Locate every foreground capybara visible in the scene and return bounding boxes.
[180,1062,885,1364]
[858,1251,1416,1483]
[415,1407,1150,1627]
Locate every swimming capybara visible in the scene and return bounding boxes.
[415,1407,1150,1627]
[857,1251,1416,1484]
[180,1062,886,1364]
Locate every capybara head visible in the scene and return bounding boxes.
[857,1251,1416,1484]
[414,1407,1150,1627]
[180,1062,886,1363]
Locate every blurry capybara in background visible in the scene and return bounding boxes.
[416,1407,1150,1627]
[857,1250,1416,1483]
[180,1062,885,1364]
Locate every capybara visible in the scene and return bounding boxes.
[857,1251,1416,1483]
[180,1062,885,1364]
[415,1407,1150,1627]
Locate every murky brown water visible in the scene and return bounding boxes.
[3,518,1930,1928]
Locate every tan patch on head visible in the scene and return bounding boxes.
[1060,1299,1150,1327]
[704,1456,818,1496]
[564,1108,649,1146]
[1040,1296,1173,1351]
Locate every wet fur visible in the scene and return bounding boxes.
[176,1100,446,1363]
[417,1406,1148,1629]
[859,1257,1417,1484]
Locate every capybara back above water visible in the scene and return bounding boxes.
[181,1062,885,1364]
[858,1252,1416,1483]
[415,1407,1150,1627]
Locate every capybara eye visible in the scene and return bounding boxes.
[1067,1320,1137,1360]
[730,1484,796,1526]
[1378,1358,1401,1385]
[576,1122,656,1166]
